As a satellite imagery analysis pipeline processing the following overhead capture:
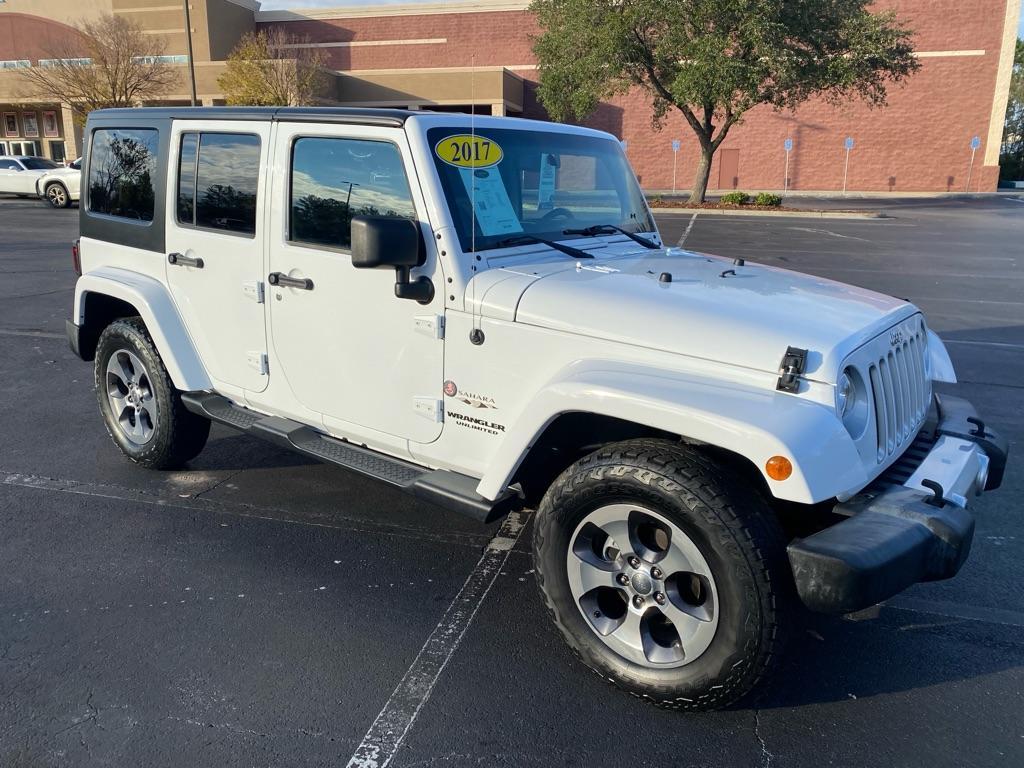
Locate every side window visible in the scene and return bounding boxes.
[88,128,158,221]
[0,159,17,170]
[176,132,260,236]
[289,137,415,250]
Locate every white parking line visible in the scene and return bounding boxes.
[345,511,528,768]
[677,212,698,246]
[0,328,64,339]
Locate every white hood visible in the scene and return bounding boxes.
[471,246,917,382]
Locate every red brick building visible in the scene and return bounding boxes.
[258,0,1020,194]
[2,0,1019,193]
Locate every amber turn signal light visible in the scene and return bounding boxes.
[765,455,793,481]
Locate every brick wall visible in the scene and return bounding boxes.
[266,0,1010,193]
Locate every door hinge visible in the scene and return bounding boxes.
[413,314,445,340]
[413,397,443,422]
[247,351,269,375]
[242,280,265,304]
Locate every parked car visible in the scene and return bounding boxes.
[0,155,63,198]
[35,157,81,208]
[67,107,1007,711]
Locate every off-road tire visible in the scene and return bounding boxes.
[533,438,795,711]
[94,318,210,469]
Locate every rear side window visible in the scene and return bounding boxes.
[289,137,415,250]
[0,159,17,170]
[176,132,261,236]
[88,128,158,221]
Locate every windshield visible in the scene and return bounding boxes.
[427,127,653,254]
[21,158,61,170]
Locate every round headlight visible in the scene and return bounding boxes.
[837,371,854,417]
[837,366,869,439]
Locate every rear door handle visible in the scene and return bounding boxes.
[168,252,204,268]
[268,272,314,290]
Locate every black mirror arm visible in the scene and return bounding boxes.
[394,266,434,304]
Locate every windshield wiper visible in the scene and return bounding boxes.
[563,224,660,249]
[495,234,594,259]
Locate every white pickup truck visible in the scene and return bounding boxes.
[67,107,1007,710]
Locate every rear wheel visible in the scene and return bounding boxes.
[45,182,70,208]
[94,318,210,469]
[533,438,794,710]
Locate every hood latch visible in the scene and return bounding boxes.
[776,347,808,392]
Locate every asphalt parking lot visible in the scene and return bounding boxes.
[1,194,1022,767]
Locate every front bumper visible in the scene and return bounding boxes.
[788,394,1008,614]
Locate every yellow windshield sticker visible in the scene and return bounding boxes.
[434,135,503,169]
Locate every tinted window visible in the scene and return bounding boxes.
[176,132,260,235]
[22,158,60,170]
[289,137,415,250]
[194,133,260,235]
[88,128,158,221]
[0,159,17,170]
[176,133,198,225]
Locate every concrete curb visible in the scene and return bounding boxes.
[649,207,886,220]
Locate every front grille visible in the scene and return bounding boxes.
[866,327,929,463]
[874,426,937,489]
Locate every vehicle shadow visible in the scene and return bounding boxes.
[186,431,316,471]
[748,606,1023,709]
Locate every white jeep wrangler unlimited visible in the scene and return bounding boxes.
[68,107,1007,710]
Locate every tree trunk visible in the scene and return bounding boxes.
[689,145,715,204]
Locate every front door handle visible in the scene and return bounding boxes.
[268,272,314,290]
[168,252,204,268]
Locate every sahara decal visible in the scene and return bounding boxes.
[443,382,497,410]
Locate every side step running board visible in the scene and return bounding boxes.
[181,392,519,523]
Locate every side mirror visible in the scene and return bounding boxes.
[350,215,433,304]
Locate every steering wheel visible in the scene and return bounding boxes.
[538,207,575,224]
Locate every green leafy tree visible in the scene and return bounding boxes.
[1000,40,1024,181]
[218,27,328,106]
[530,0,920,201]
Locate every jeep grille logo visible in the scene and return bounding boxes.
[889,329,905,346]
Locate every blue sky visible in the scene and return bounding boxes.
[258,0,1023,39]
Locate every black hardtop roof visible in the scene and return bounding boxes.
[87,106,418,127]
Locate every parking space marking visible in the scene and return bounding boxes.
[344,511,529,768]
[0,471,490,550]
[0,328,65,339]
[677,212,698,246]
[885,597,1024,628]
[944,339,1024,350]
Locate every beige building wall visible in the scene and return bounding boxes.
[0,0,112,21]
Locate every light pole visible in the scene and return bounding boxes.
[182,1,198,106]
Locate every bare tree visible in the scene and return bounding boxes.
[218,28,329,106]
[18,14,179,123]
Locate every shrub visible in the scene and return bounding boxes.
[754,192,782,207]
[720,191,750,205]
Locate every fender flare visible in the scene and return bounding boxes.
[476,362,867,505]
[926,329,956,383]
[74,267,211,392]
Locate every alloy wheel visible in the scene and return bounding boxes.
[566,503,719,668]
[46,185,67,207]
[105,349,157,445]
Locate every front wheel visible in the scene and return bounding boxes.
[94,318,210,469]
[45,182,71,208]
[533,439,794,711]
